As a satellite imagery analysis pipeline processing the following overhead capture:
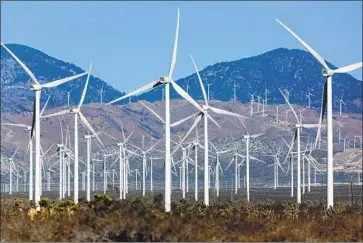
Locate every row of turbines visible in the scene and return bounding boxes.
[1,8,362,213]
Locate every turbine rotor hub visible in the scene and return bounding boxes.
[322,69,333,77]
[159,76,170,83]
[30,83,42,91]
[71,108,79,113]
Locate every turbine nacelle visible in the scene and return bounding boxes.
[202,105,209,111]
[322,69,334,77]
[70,108,80,113]
[159,76,171,83]
[30,83,42,91]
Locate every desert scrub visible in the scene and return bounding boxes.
[1,197,362,242]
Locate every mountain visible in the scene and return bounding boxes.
[1,101,361,183]
[1,44,362,114]
[1,44,126,114]
[136,48,362,113]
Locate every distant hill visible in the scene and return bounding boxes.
[1,44,126,114]
[1,44,361,114]
[136,48,362,113]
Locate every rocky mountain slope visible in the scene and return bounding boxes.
[1,44,362,114]
[1,100,361,183]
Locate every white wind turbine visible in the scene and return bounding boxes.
[334,94,347,117]
[306,88,315,109]
[8,147,19,195]
[132,138,160,197]
[173,55,246,206]
[276,18,362,208]
[1,43,89,210]
[108,9,206,212]
[226,148,245,195]
[66,89,73,107]
[237,117,266,201]
[279,88,321,203]
[282,88,293,104]
[336,122,345,142]
[264,85,270,106]
[207,83,213,101]
[100,85,105,104]
[209,143,234,197]
[266,148,285,190]
[248,92,256,117]
[1,122,33,200]
[42,63,104,204]
[233,80,239,101]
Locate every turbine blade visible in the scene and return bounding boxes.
[314,80,327,149]
[275,19,329,70]
[208,106,247,119]
[250,133,265,139]
[30,97,36,139]
[171,112,199,128]
[1,43,39,84]
[206,112,221,128]
[226,156,235,171]
[171,113,203,155]
[168,7,180,78]
[125,131,134,144]
[41,109,70,119]
[78,61,92,109]
[40,95,51,117]
[302,124,320,129]
[1,123,28,129]
[189,55,208,105]
[334,62,362,74]
[170,81,205,114]
[42,72,88,88]
[78,112,105,148]
[108,80,161,104]
[278,88,299,123]
[139,101,165,124]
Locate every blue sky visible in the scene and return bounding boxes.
[1,1,362,92]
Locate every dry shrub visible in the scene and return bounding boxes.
[1,195,362,242]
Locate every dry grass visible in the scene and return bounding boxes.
[1,195,362,242]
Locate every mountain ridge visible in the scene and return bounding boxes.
[1,43,362,114]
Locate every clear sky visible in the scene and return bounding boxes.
[1,1,362,92]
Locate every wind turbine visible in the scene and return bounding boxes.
[306,88,315,109]
[1,43,89,210]
[100,85,105,104]
[276,18,362,208]
[66,90,73,107]
[266,148,285,190]
[248,93,256,117]
[207,83,213,101]
[1,122,33,200]
[282,88,293,104]
[108,9,205,212]
[336,122,345,142]
[233,81,239,101]
[334,94,347,117]
[173,55,246,206]
[41,62,104,204]
[279,88,321,203]
[264,85,270,105]
[209,143,234,197]
[237,117,266,201]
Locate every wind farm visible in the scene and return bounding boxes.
[1,2,362,242]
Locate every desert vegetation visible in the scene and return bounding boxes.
[1,194,362,242]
